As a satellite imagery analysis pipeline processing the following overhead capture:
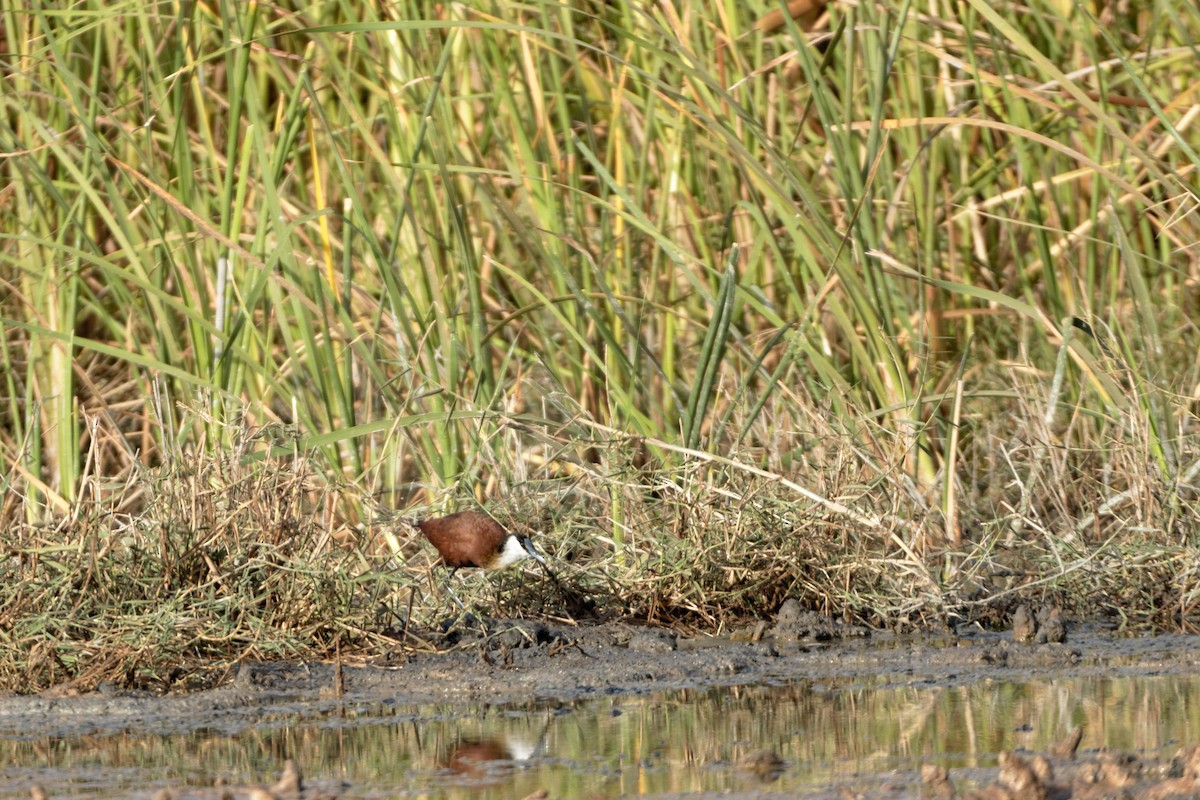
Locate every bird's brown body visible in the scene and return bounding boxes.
[416,510,543,571]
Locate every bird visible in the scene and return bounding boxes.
[413,511,547,610]
[416,511,546,573]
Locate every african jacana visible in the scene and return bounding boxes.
[414,510,547,610]
[417,511,545,572]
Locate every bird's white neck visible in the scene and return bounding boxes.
[494,535,535,569]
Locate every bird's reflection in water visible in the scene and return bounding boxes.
[441,735,540,785]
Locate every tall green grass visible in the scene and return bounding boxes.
[1,0,1199,688]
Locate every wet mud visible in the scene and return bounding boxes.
[2,611,1200,798]
[3,617,1200,739]
[922,740,1200,800]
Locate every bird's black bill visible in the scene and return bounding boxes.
[521,536,547,564]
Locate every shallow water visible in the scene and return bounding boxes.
[3,674,1199,798]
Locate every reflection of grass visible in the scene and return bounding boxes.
[2,1,1199,690]
[3,678,1200,796]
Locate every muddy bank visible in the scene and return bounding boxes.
[1,615,1198,740]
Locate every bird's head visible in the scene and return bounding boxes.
[494,532,547,569]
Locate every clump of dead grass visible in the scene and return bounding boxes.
[0,430,395,693]
[487,383,1200,635]
[2,389,1199,695]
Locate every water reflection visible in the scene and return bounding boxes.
[436,720,548,789]
[2,676,1200,797]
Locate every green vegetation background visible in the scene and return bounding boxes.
[1,0,1198,691]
